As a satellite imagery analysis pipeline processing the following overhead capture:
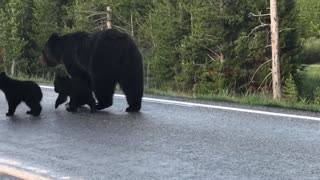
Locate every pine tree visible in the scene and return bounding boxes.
[0,0,26,75]
[282,74,298,102]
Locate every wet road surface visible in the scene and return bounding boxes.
[0,86,320,179]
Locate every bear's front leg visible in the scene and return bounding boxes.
[66,96,77,112]
[88,95,96,113]
[55,94,68,109]
[6,101,19,116]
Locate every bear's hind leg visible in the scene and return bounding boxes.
[120,81,143,112]
[32,104,42,116]
[94,78,116,110]
[26,101,42,116]
[124,94,142,112]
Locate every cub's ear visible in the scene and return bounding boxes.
[48,33,59,43]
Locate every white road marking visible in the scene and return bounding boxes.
[0,165,49,180]
[40,85,54,89]
[0,158,70,180]
[40,85,320,121]
[0,159,50,180]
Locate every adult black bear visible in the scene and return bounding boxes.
[0,72,42,116]
[54,76,96,113]
[41,29,143,112]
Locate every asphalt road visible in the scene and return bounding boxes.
[0,86,320,179]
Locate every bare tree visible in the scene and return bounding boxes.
[106,6,112,29]
[270,0,281,99]
[249,0,281,99]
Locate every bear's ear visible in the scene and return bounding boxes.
[0,72,6,77]
[55,75,63,80]
[61,76,69,81]
[55,75,68,81]
[48,33,59,43]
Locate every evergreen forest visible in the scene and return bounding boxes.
[1,0,320,106]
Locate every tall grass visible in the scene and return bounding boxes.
[297,64,320,100]
[301,38,320,64]
[145,88,320,112]
[13,71,54,84]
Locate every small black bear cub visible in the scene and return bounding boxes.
[0,72,42,116]
[54,76,96,113]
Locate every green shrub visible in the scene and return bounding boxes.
[301,38,320,64]
[283,74,299,102]
[313,87,320,104]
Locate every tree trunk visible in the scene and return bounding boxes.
[270,0,281,99]
[219,0,223,13]
[146,62,150,88]
[10,60,15,76]
[106,6,112,29]
[130,10,134,36]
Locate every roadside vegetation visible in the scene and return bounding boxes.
[0,0,320,112]
[145,63,320,112]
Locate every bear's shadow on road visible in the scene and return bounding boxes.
[3,106,146,126]
[5,114,42,125]
[56,106,146,122]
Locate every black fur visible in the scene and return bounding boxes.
[41,29,143,112]
[54,76,96,113]
[0,72,42,116]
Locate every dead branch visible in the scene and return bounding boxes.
[257,71,272,91]
[248,12,270,17]
[279,28,294,33]
[250,59,272,82]
[247,23,270,37]
[207,54,216,62]
[247,10,270,37]
[201,45,224,63]
[85,11,108,18]
[93,16,108,23]
[249,11,269,24]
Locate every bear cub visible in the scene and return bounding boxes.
[0,72,42,116]
[54,76,96,113]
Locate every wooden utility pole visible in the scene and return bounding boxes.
[270,0,281,99]
[106,6,112,29]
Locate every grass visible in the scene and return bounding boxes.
[13,73,53,84]
[146,88,320,112]
[144,63,320,112]
[298,64,320,100]
[301,38,320,64]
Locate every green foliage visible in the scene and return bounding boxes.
[297,64,320,101]
[313,87,320,105]
[32,0,60,49]
[192,63,225,95]
[62,0,100,32]
[140,1,185,89]
[282,74,298,102]
[296,0,320,38]
[0,0,312,101]
[0,0,26,73]
[300,38,320,64]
